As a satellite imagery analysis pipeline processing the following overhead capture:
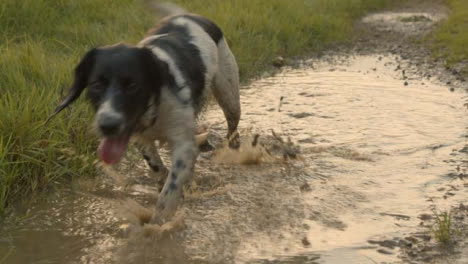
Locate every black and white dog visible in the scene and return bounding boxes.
[50,13,240,220]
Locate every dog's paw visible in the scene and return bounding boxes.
[152,184,182,223]
[228,131,240,149]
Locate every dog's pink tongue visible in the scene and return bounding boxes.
[98,136,129,164]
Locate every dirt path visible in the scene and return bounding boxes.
[1,2,467,264]
[352,2,468,263]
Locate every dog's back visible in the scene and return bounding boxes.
[139,14,225,113]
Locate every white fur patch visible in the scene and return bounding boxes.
[172,17,218,89]
[138,34,169,47]
[177,87,191,102]
[97,99,123,120]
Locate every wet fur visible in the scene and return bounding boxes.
[52,13,240,221]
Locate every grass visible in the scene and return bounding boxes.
[400,15,432,23]
[431,211,457,245]
[171,0,398,80]
[0,0,154,213]
[0,0,396,214]
[431,0,468,76]
[0,248,13,264]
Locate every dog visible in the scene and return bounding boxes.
[49,13,241,221]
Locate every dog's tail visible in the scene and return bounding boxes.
[142,1,187,17]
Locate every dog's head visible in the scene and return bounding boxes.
[50,43,168,164]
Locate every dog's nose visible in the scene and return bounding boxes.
[99,115,122,136]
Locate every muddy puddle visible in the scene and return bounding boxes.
[1,54,467,264]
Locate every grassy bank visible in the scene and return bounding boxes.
[0,0,154,213]
[0,0,395,214]
[432,0,468,76]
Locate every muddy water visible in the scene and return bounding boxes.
[1,55,467,264]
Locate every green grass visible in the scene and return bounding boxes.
[431,211,457,245]
[432,0,468,76]
[0,0,154,213]
[171,0,397,80]
[400,15,432,23]
[0,0,396,214]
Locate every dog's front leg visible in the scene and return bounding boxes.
[153,107,198,222]
[154,137,197,222]
[134,140,169,187]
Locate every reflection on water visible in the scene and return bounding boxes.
[1,55,467,264]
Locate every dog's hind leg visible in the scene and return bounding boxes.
[213,38,241,148]
[135,141,168,186]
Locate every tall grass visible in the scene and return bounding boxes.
[0,0,154,213]
[0,0,395,213]
[432,0,468,76]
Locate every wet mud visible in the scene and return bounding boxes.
[1,52,467,264]
[2,3,468,264]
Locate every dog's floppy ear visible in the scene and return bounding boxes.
[46,48,98,123]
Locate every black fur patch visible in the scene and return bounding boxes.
[145,19,207,109]
[182,14,223,43]
[171,172,177,180]
[175,159,185,169]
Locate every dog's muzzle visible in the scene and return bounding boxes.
[96,110,130,165]
[98,112,124,137]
